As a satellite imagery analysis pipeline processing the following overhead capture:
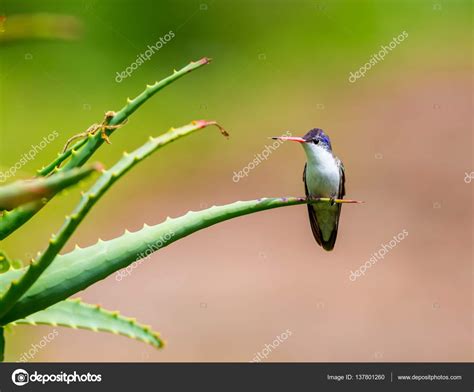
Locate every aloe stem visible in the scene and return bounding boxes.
[0,58,212,239]
[0,120,225,320]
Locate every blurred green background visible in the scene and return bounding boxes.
[0,0,472,361]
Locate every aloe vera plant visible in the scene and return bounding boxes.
[0,58,357,361]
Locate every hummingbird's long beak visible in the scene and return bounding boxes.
[271,136,306,143]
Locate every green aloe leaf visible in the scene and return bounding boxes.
[11,298,164,349]
[0,164,101,211]
[0,58,211,240]
[0,196,347,324]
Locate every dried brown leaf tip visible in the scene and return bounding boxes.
[192,120,230,138]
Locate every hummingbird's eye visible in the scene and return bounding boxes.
[313,139,319,145]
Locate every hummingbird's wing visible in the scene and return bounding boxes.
[303,163,323,248]
[337,158,346,199]
[322,159,345,250]
[303,160,346,251]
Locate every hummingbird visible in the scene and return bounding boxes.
[272,128,345,251]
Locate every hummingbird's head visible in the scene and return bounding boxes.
[271,128,332,152]
[301,128,332,150]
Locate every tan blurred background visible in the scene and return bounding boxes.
[0,0,472,361]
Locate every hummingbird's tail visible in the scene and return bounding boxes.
[306,204,341,251]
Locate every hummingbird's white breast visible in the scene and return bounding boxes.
[303,144,340,198]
